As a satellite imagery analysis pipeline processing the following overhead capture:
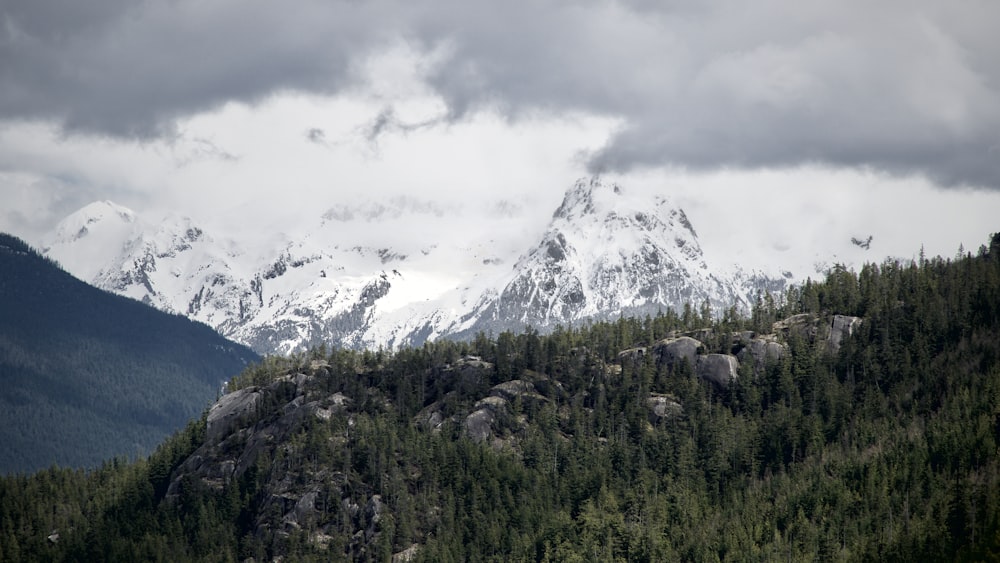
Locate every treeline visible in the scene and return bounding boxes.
[2,234,999,561]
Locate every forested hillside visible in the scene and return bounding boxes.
[2,234,999,562]
[0,234,259,473]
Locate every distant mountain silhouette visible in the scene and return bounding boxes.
[0,233,259,474]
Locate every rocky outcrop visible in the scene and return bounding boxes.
[452,355,493,371]
[617,346,648,365]
[771,312,862,355]
[647,393,683,422]
[163,368,416,559]
[828,314,862,354]
[773,313,821,342]
[697,354,739,388]
[393,544,421,562]
[205,386,262,443]
[464,397,506,442]
[735,337,786,377]
[416,404,446,432]
[617,335,739,388]
[490,379,545,405]
[617,313,862,388]
[167,373,348,497]
[652,336,702,371]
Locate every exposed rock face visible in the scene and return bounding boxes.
[617,314,864,388]
[393,544,421,562]
[206,387,262,443]
[364,495,383,532]
[617,346,648,365]
[652,336,702,371]
[773,313,821,342]
[736,337,786,377]
[465,398,503,442]
[685,328,715,342]
[446,356,494,397]
[453,355,493,370]
[490,379,547,407]
[167,374,348,497]
[617,335,739,388]
[828,314,862,354]
[416,406,446,432]
[772,312,863,355]
[461,377,556,443]
[697,354,739,388]
[647,394,683,422]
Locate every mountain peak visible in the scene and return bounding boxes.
[51,200,136,243]
[45,201,141,283]
[443,177,754,336]
[553,176,625,220]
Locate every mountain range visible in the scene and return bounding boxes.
[4,234,1000,561]
[42,178,802,355]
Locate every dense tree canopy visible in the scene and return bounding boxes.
[0,233,259,473]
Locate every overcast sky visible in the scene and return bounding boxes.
[2,0,999,272]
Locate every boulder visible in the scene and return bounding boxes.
[282,489,320,530]
[736,338,786,376]
[415,401,448,431]
[697,354,739,388]
[490,379,546,406]
[453,355,493,370]
[423,410,444,431]
[646,394,683,422]
[464,407,498,442]
[464,395,514,442]
[651,336,702,371]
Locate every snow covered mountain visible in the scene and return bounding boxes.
[42,178,789,354]
[44,202,423,354]
[437,177,785,339]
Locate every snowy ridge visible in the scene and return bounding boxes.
[42,177,789,354]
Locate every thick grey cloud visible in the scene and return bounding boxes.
[1,0,390,137]
[2,0,999,187]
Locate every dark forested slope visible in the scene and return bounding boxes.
[0,234,259,473]
[1,234,999,562]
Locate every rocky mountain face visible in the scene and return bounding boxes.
[42,178,788,355]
